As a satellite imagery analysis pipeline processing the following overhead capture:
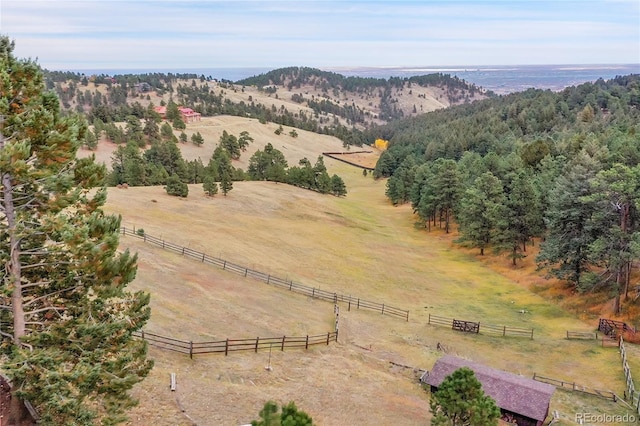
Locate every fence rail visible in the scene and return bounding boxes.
[566,331,599,340]
[121,227,409,321]
[532,373,617,401]
[134,330,338,359]
[427,314,534,339]
[321,151,375,171]
[620,337,640,415]
[599,318,637,338]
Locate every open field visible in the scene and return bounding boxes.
[99,129,640,424]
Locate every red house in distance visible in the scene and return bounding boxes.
[153,106,201,123]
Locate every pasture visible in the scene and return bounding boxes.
[96,120,638,425]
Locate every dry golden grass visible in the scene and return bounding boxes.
[100,140,639,424]
[79,115,349,174]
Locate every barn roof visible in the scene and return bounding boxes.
[422,355,555,422]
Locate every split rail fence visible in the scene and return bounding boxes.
[620,337,640,415]
[133,330,338,359]
[599,318,637,338]
[120,227,409,321]
[427,314,534,339]
[532,373,617,401]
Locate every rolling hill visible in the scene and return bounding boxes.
[103,150,635,425]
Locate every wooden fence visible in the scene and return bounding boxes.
[620,337,640,415]
[427,314,534,339]
[133,330,338,359]
[532,373,617,401]
[321,151,375,171]
[120,227,409,321]
[566,331,598,340]
[599,318,637,338]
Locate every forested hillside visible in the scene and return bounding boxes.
[236,66,490,123]
[44,67,489,146]
[371,74,640,315]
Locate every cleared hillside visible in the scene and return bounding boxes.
[106,161,633,425]
[79,114,381,172]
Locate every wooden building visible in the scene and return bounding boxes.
[421,355,555,426]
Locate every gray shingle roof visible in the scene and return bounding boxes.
[422,355,555,422]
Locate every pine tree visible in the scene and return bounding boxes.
[431,159,461,234]
[493,170,543,265]
[429,367,500,426]
[219,130,241,160]
[0,37,153,425]
[456,172,505,255]
[586,163,640,313]
[251,401,313,426]
[203,175,218,196]
[536,152,600,289]
[191,131,204,146]
[238,130,253,151]
[330,175,347,196]
[165,174,189,197]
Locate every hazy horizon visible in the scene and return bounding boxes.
[46,63,640,95]
[3,1,638,70]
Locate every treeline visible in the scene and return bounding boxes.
[106,126,347,198]
[372,74,640,314]
[235,66,485,97]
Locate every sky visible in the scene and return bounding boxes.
[1,0,639,72]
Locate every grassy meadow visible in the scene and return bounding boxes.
[96,118,638,425]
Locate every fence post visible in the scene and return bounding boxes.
[141,330,145,340]
[381,304,385,315]
[223,260,226,270]
[348,298,351,311]
[281,336,286,351]
[189,341,193,359]
[305,335,309,350]
[225,339,229,356]
[182,247,185,255]
[244,268,248,277]
[530,329,534,340]
[201,253,205,262]
[428,313,431,324]
[406,311,409,322]
[162,240,165,249]
[357,298,360,309]
[267,275,270,284]
[503,326,506,337]
[326,332,330,345]
[289,281,293,291]
[255,337,259,353]
[334,293,337,303]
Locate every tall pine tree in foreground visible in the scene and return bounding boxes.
[0,37,153,425]
[429,367,500,426]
